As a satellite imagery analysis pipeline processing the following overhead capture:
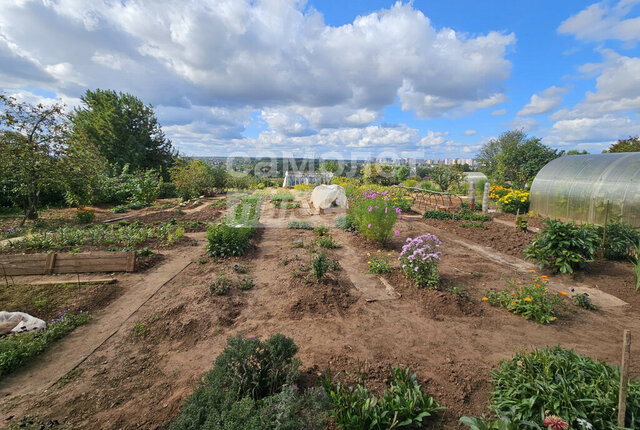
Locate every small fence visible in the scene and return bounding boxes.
[395,186,462,213]
[0,251,136,276]
[282,172,333,187]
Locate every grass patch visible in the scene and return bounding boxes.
[270,192,295,202]
[0,311,91,379]
[288,220,312,230]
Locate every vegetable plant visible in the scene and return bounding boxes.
[206,224,255,258]
[311,252,330,282]
[524,220,601,274]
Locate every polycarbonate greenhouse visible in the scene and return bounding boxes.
[464,172,488,183]
[530,153,640,227]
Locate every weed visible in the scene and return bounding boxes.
[209,275,232,296]
[515,215,528,232]
[461,221,483,228]
[573,292,597,310]
[198,257,207,264]
[367,254,392,274]
[313,225,331,236]
[447,285,470,300]
[232,264,248,274]
[132,321,149,338]
[136,247,154,257]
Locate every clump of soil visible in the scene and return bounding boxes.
[289,275,357,318]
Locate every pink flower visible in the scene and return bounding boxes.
[367,224,371,228]
[395,231,399,236]
[385,207,388,214]
[395,208,402,214]
[542,416,568,430]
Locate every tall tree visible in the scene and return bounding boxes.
[70,89,176,177]
[607,136,640,153]
[0,95,103,224]
[477,129,561,188]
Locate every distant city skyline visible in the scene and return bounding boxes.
[1,1,639,157]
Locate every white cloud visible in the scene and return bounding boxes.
[550,115,640,143]
[464,129,477,136]
[0,0,515,154]
[491,108,507,116]
[558,0,640,43]
[517,86,570,116]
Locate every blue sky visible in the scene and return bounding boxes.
[1,1,640,159]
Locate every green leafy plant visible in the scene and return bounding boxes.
[490,346,640,429]
[497,189,529,214]
[311,252,330,282]
[209,274,232,295]
[316,235,341,249]
[206,224,255,258]
[599,222,640,261]
[132,321,149,338]
[348,189,400,244]
[635,241,640,291]
[323,366,443,429]
[460,415,540,430]
[228,194,262,227]
[270,192,294,202]
[232,264,248,274]
[288,220,312,230]
[0,311,91,379]
[136,247,154,257]
[524,220,601,274]
[284,202,301,209]
[423,209,492,222]
[399,234,441,288]
[461,221,483,228]
[367,255,392,274]
[485,275,563,324]
[515,215,528,232]
[573,292,597,310]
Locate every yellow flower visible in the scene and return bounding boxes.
[482,297,489,301]
[516,281,521,285]
[377,250,381,253]
[367,252,371,256]
[387,253,392,256]
[529,269,536,273]
[524,297,532,302]
[367,261,372,264]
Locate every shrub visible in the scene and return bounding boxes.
[348,189,400,244]
[288,220,312,230]
[0,311,91,379]
[423,209,491,222]
[524,220,601,274]
[75,207,95,224]
[367,254,391,274]
[311,252,330,282]
[206,224,255,258]
[399,234,441,288]
[335,214,357,232]
[497,189,529,214]
[293,183,315,191]
[485,275,563,324]
[402,179,419,188]
[599,222,640,260]
[323,366,443,429]
[170,334,328,430]
[316,235,341,249]
[490,346,640,429]
[171,160,227,200]
[419,180,441,192]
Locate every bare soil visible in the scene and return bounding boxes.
[1,196,639,429]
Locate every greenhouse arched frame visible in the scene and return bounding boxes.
[529,153,640,227]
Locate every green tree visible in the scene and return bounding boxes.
[361,164,395,185]
[607,136,640,153]
[320,160,339,173]
[0,95,104,224]
[171,159,227,199]
[566,149,589,155]
[477,129,561,188]
[394,165,410,182]
[70,89,175,177]
[429,165,462,192]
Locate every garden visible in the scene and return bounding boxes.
[1,106,640,430]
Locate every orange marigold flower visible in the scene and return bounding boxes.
[536,284,541,288]
[529,269,536,273]
[524,297,532,302]
[560,291,567,296]
[511,301,517,305]
[511,292,516,296]
[482,297,489,301]
[550,317,556,321]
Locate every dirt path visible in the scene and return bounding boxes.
[0,232,207,403]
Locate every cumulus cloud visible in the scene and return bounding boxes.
[491,108,507,116]
[464,129,477,136]
[558,0,640,43]
[517,86,571,116]
[0,0,515,155]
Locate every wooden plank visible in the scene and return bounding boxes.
[0,254,48,262]
[618,330,632,427]
[45,253,56,275]
[28,278,117,286]
[126,251,136,272]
